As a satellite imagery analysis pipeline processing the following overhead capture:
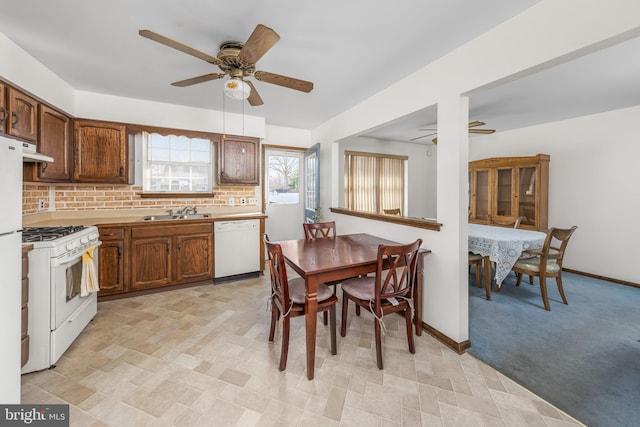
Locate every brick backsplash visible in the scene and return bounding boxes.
[22,183,256,215]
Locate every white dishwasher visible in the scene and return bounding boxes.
[214,219,261,279]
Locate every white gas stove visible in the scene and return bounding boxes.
[21,225,101,374]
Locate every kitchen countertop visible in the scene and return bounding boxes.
[22,208,267,228]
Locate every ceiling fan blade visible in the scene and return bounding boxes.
[254,71,314,93]
[171,73,226,87]
[410,132,437,141]
[469,129,496,134]
[418,128,437,131]
[468,121,486,128]
[239,24,280,64]
[139,29,220,65]
[245,80,264,106]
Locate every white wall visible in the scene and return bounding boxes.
[471,106,640,284]
[314,0,640,343]
[337,137,437,219]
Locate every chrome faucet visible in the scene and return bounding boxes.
[177,206,195,215]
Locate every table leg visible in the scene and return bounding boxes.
[483,256,492,300]
[304,277,319,380]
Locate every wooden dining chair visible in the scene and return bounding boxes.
[302,221,352,324]
[468,253,484,288]
[488,215,522,229]
[263,234,337,371]
[340,238,422,369]
[383,208,401,216]
[303,221,336,239]
[511,226,577,311]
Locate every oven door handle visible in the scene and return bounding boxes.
[51,242,102,268]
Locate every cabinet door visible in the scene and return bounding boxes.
[516,166,538,228]
[130,236,172,290]
[31,105,71,181]
[470,169,490,222]
[494,167,515,217]
[97,227,126,296]
[218,135,259,185]
[74,120,130,183]
[7,88,38,142]
[175,232,213,282]
[0,82,7,135]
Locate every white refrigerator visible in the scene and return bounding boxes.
[0,135,23,403]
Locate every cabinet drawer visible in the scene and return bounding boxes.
[132,223,212,239]
[99,227,125,240]
[22,277,28,307]
[21,336,29,368]
[21,306,28,338]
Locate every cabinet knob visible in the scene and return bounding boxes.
[11,111,18,128]
[119,167,124,177]
[0,107,7,124]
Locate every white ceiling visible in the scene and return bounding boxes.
[1,1,638,142]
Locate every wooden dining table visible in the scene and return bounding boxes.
[277,233,429,380]
[469,224,546,300]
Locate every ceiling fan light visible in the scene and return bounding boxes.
[224,78,251,100]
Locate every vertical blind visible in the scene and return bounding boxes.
[344,151,406,214]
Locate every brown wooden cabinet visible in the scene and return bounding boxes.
[0,82,7,135]
[130,222,213,291]
[24,105,72,182]
[73,119,133,183]
[97,226,127,296]
[218,135,259,185]
[21,245,33,368]
[469,154,549,230]
[5,87,38,142]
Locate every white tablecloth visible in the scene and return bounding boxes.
[469,224,546,286]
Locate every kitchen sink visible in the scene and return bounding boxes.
[138,213,212,221]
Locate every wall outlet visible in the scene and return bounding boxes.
[249,198,257,205]
[38,199,45,211]
[228,197,235,206]
[240,197,247,205]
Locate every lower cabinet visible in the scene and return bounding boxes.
[97,227,127,296]
[21,245,32,367]
[130,223,213,291]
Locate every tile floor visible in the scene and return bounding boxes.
[21,275,585,426]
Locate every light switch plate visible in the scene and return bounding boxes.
[228,197,235,206]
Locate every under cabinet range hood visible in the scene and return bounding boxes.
[22,142,54,163]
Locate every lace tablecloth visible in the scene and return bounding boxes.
[469,224,546,286]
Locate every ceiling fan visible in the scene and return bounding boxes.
[138,24,314,106]
[410,121,495,144]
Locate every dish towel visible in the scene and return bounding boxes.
[81,245,100,297]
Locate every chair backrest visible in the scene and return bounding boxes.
[541,226,578,267]
[263,234,292,308]
[488,215,522,229]
[374,238,422,305]
[383,208,401,216]
[303,221,336,239]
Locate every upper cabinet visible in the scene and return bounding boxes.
[73,119,133,184]
[5,87,38,142]
[24,105,71,182]
[469,154,549,231]
[218,135,259,185]
[0,82,7,135]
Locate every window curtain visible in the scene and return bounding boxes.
[345,152,405,213]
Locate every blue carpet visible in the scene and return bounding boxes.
[468,271,640,427]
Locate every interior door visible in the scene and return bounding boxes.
[303,143,320,223]
[264,148,305,241]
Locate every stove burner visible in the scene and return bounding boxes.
[22,225,87,242]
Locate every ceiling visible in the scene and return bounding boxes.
[1,1,638,142]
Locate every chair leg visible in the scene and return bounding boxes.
[374,315,384,370]
[341,295,349,337]
[355,305,361,316]
[515,273,523,287]
[329,305,337,355]
[323,311,328,326]
[556,274,568,305]
[405,307,415,354]
[268,301,278,342]
[279,316,290,371]
[539,275,551,311]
